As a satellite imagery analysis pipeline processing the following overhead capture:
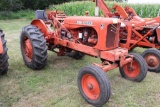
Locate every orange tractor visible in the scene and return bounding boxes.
[0,29,9,75]
[20,9,147,106]
[93,0,160,72]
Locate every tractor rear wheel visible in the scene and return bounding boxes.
[67,51,85,59]
[142,48,160,73]
[77,65,111,107]
[119,53,147,82]
[20,25,47,70]
[0,31,9,75]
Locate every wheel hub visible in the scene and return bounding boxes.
[25,39,33,59]
[82,74,100,100]
[146,55,159,67]
[88,83,93,90]
[128,66,134,71]
[123,61,140,78]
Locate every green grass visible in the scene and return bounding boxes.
[0,19,160,107]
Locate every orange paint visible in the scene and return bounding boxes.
[31,9,135,72]
[94,0,160,50]
[0,37,3,54]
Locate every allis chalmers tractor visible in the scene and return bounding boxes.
[93,0,160,73]
[20,9,147,106]
[0,29,9,75]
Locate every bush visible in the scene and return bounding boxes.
[0,0,85,11]
[0,10,34,20]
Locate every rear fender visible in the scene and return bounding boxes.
[31,19,48,37]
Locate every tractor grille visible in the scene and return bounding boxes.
[106,24,119,48]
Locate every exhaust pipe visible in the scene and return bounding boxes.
[157,9,160,16]
[95,0,99,16]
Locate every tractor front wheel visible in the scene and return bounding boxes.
[0,31,9,75]
[119,53,147,82]
[77,65,111,107]
[142,48,160,73]
[20,25,48,70]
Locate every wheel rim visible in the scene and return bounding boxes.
[144,54,159,68]
[123,60,140,78]
[81,74,100,100]
[23,37,33,62]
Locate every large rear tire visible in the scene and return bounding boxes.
[0,31,9,75]
[119,53,147,82]
[141,48,160,73]
[20,25,48,70]
[77,65,111,107]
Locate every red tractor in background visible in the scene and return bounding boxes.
[20,8,147,106]
[93,0,160,72]
[0,29,9,75]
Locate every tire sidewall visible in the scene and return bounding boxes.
[20,25,47,70]
[142,49,160,72]
[129,55,142,80]
[78,66,110,106]
[120,53,147,81]
[0,31,9,75]
[20,28,35,67]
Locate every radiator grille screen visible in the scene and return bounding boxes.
[106,24,118,48]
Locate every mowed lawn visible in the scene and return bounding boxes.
[0,19,160,107]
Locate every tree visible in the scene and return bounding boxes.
[0,0,80,11]
[22,0,50,10]
[0,0,23,11]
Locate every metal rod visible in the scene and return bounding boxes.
[96,0,98,7]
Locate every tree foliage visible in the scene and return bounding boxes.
[0,0,79,11]
[0,0,23,11]
[22,0,50,10]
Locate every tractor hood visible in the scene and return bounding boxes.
[63,16,120,29]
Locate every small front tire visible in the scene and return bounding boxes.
[119,53,147,82]
[77,65,111,107]
[142,48,160,73]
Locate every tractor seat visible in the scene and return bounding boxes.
[35,10,48,20]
